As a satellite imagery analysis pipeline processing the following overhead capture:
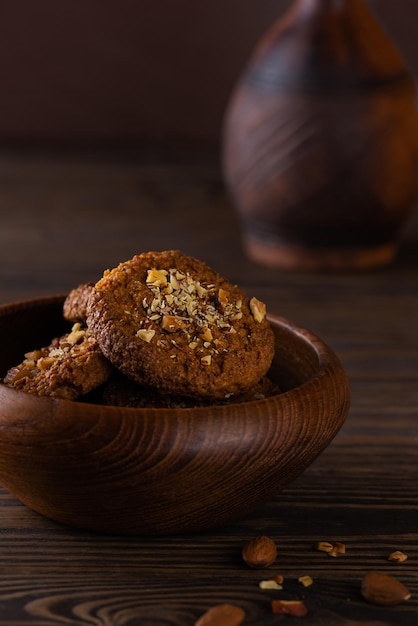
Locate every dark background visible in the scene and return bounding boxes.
[0,0,417,150]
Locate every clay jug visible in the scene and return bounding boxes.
[222,0,418,270]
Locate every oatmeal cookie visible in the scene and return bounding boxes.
[100,373,280,408]
[3,323,114,400]
[99,373,197,408]
[86,250,275,399]
[63,282,94,323]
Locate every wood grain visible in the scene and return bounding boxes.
[0,150,416,623]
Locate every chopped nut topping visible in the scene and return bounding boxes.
[4,367,32,383]
[136,328,156,343]
[138,266,247,366]
[161,315,186,332]
[3,322,112,400]
[218,288,229,310]
[6,322,89,381]
[24,350,44,361]
[199,327,213,342]
[37,356,57,370]
[66,323,86,346]
[146,268,168,287]
[250,297,266,322]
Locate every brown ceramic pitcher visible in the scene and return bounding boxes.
[222,0,418,270]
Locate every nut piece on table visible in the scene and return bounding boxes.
[313,540,334,553]
[272,600,308,616]
[194,603,245,626]
[242,535,277,569]
[361,572,411,606]
[313,540,346,557]
[388,550,408,563]
[328,541,346,557]
[259,579,283,590]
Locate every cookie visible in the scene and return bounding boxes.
[99,373,197,408]
[100,373,280,408]
[63,282,94,323]
[86,250,275,399]
[232,376,280,403]
[3,323,114,400]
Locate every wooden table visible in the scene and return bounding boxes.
[0,150,417,624]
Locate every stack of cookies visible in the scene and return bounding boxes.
[3,251,277,407]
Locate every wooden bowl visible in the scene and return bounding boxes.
[0,296,350,535]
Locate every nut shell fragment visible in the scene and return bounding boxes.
[272,600,308,616]
[313,541,334,553]
[388,550,408,563]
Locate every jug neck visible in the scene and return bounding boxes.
[294,0,348,15]
[244,0,411,92]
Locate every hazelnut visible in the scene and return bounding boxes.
[242,535,277,569]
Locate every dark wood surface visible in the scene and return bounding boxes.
[0,149,417,624]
